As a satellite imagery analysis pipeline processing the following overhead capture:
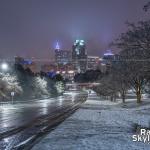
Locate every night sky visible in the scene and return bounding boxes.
[0,0,149,59]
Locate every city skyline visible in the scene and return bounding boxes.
[0,0,149,59]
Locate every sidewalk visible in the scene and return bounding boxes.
[32,92,150,150]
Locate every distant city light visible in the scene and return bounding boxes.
[68,70,74,74]
[1,63,9,71]
[99,58,103,61]
[104,50,114,56]
[75,40,79,44]
[56,71,60,74]
[80,42,84,46]
[75,40,85,46]
[62,71,66,74]
[56,42,60,50]
[23,60,32,65]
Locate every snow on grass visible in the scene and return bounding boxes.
[32,94,150,150]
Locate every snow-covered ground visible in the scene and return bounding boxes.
[32,92,150,150]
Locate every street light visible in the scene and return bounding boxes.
[1,63,9,71]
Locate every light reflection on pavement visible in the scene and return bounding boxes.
[0,90,88,150]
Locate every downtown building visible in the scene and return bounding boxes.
[54,42,75,80]
[87,56,100,70]
[55,42,72,65]
[72,40,87,73]
[101,50,114,73]
[15,56,38,74]
[101,50,121,73]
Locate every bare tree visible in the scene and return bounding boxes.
[113,21,150,103]
[143,2,150,11]
[111,61,130,103]
[94,74,119,102]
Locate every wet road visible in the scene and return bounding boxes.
[0,90,88,150]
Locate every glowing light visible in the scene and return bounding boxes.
[56,71,60,74]
[23,60,32,65]
[104,50,114,56]
[80,42,84,46]
[75,48,80,55]
[56,42,60,50]
[75,40,79,43]
[62,71,66,74]
[68,70,74,74]
[1,63,9,71]
[75,40,84,43]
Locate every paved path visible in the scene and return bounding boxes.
[0,91,87,150]
[32,92,150,150]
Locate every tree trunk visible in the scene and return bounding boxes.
[114,94,116,102]
[110,95,113,101]
[137,91,142,103]
[121,90,126,103]
[122,94,125,103]
[136,83,142,103]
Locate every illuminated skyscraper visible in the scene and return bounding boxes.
[55,42,71,65]
[102,50,115,73]
[103,50,114,64]
[56,42,60,50]
[72,40,87,73]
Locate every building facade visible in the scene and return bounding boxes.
[72,40,87,73]
[55,42,71,65]
[101,50,116,73]
[87,56,100,70]
[15,56,38,73]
